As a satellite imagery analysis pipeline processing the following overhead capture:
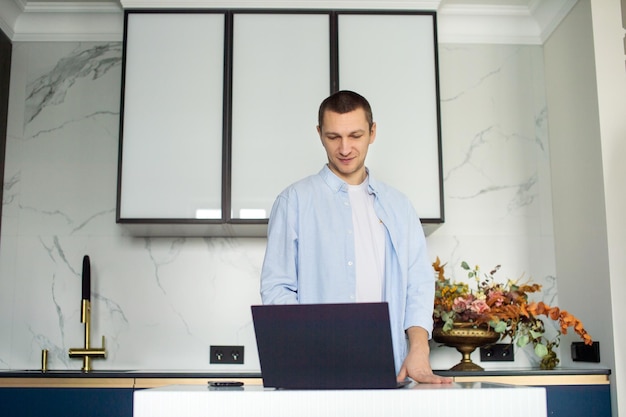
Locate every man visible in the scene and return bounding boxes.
[260,90,451,384]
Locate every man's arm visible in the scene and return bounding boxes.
[397,326,452,384]
[260,194,299,305]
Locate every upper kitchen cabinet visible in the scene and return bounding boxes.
[338,13,442,223]
[230,12,330,222]
[118,12,225,229]
[117,10,443,237]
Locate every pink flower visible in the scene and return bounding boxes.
[488,290,505,307]
[453,296,472,312]
[470,299,490,314]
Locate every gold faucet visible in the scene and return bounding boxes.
[69,299,106,372]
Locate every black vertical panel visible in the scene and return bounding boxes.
[0,29,12,240]
[116,11,130,222]
[222,11,234,222]
[329,12,339,93]
[431,12,445,224]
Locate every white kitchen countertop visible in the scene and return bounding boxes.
[133,382,547,417]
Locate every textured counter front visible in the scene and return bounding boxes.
[134,383,547,417]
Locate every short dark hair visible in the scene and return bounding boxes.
[318,90,374,130]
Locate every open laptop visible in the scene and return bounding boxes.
[251,302,410,389]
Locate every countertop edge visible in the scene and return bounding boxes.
[0,368,610,379]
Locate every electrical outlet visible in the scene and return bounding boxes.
[480,343,514,362]
[210,345,244,364]
[572,341,600,362]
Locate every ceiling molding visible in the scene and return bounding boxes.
[0,0,21,39]
[529,0,578,43]
[0,0,578,44]
[9,12,124,42]
[20,1,121,13]
[118,0,441,9]
[438,4,542,44]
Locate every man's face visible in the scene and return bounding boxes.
[317,108,376,185]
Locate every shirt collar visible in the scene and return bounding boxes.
[319,164,379,196]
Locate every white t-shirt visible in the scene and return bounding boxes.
[347,179,386,302]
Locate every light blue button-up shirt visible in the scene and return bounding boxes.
[260,165,435,373]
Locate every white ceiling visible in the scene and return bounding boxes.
[0,0,578,44]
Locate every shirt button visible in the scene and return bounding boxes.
[348,261,353,266]
[350,295,355,300]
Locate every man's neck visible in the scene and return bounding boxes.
[327,164,367,185]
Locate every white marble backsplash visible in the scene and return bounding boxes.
[1,41,558,372]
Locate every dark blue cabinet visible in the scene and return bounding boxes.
[545,385,611,417]
[0,388,133,417]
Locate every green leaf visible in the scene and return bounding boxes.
[535,344,549,358]
[461,261,470,270]
[516,335,530,347]
[493,321,508,333]
[529,329,543,339]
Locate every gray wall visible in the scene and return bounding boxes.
[544,0,625,414]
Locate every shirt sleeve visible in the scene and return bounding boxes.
[403,203,435,338]
[260,192,299,305]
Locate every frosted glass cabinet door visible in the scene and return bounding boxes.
[338,13,442,221]
[119,13,225,219]
[230,13,330,220]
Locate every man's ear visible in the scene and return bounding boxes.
[369,122,377,144]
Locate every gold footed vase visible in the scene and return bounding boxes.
[432,323,500,371]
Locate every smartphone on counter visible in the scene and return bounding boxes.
[208,381,244,388]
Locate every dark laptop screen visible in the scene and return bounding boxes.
[252,302,400,389]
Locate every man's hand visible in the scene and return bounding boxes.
[397,326,453,384]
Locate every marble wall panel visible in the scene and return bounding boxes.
[1,41,558,371]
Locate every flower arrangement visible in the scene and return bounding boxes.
[433,257,593,369]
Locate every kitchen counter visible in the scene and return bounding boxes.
[0,370,263,378]
[0,367,609,377]
[0,367,610,388]
[0,368,611,417]
[437,367,611,386]
[0,370,263,388]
